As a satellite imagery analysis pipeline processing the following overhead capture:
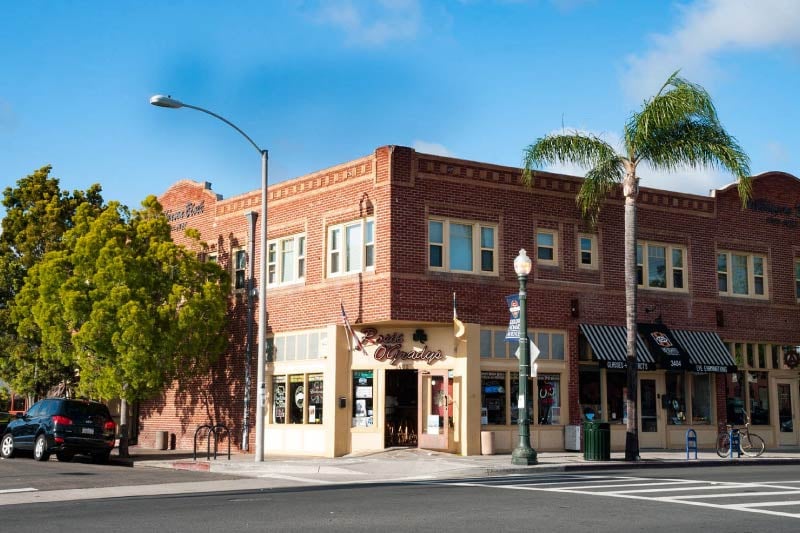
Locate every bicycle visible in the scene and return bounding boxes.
[716,417,765,458]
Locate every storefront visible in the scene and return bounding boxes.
[579,323,738,449]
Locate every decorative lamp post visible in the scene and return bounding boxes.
[149,95,269,462]
[511,248,537,465]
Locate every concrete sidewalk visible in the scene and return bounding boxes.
[117,446,800,484]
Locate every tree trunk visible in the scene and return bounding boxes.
[623,173,640,461]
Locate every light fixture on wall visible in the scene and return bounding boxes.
[413,329,428,343]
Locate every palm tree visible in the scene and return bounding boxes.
[522,71,751,461]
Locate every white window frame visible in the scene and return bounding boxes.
[636,241,688,292]
[268,234,306,287]
[536,229,559,266]
[717,250,768,299]
[428,218,498,275]
[327,218,375,277]
[577,233,598,270]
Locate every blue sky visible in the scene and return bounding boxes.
[1,0,799,219]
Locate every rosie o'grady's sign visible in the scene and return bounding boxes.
[165,201,205,231]
[360,328,445,365]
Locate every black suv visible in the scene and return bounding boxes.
[0,398,116,463]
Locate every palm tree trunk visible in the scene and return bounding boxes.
[624,173,640,461]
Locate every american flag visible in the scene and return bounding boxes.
[340,302,366,355]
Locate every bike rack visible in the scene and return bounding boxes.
[685,428,698,460]
[193,423,231,461]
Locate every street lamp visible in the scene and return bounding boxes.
[150,94,269,462]
[512,248,537,465]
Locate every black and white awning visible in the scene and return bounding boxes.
[579,324,656,370]
[671,329,737,373]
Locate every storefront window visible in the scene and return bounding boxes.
[481,371,506,425]
[665,373,687,425]
[272,376,286,424]
[509,373,532,425]
[537,375,560,425]
[308,374,323,424]
[352,370,374,427]
[579,369,601,421]
[749,371,770,425]
[725,371,745,425]
[691,374,712,424]
[606,371,626,424]
[289,375,304,424]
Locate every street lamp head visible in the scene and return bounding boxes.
[149,94,184,109]
[514,248,532,276]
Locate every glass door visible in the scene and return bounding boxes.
[777,380,797,446]
[418,370,449,450]
[639,376,665,448]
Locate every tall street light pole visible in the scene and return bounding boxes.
[511,248,537,465]
[150,95,268,462]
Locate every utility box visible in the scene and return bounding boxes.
[155,430,169,450]
[564,425,581,451]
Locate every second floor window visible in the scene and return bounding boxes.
[795,260,800,300]
[636,241,687,291]
[429,218,497,274]
[536,229,558,266]
[718,251,767,298]
[328,218,374,276]
[268,235,306,286]
[233,249,246,291]
[578,233,597,269]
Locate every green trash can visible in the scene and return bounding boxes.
[583,421,611,461]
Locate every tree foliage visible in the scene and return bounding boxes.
[12,196,230,402]
[0,166,104,396]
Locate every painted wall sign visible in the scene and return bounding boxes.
[165,201,205,231]
[359,328,446,365]
[747,198,800,228]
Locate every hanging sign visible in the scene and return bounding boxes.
[505,294,521,340]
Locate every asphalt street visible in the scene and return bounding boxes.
[2,464,800,532]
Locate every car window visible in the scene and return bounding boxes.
[41,400,61,416]
[64,401,110,419]
[26,401,44,417]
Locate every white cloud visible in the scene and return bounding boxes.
[413,140,454,157]
[538,127,736,196]
[622,0,800,101]
[305,0,422,46]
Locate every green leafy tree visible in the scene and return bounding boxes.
[522,71,751,460]
[0,166,104,396]
[14,196,230,408]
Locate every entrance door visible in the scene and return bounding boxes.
[639,376,665,448]
[418,370,449,450]
[777,380,798,446]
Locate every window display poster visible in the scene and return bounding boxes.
[355,386,372,399]
[355,399,367,417]
[427,414,440,435]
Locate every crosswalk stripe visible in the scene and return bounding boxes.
[0,488,37,494]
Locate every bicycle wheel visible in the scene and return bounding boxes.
[740,433,765,457]
[716,432,731,458]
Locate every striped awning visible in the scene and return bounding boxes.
[671,329,737,373]
[579,324,656,370]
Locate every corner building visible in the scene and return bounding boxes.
[142,145,800,456]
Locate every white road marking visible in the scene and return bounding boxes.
[0,488,37,494]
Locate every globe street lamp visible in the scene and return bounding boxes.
[512,248,537,465]
[150,95,269,462]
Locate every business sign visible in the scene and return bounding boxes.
[505,294,521,340]
[637,323,690,370]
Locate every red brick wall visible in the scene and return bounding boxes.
[140,148,800,449]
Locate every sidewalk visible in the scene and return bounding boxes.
[115,446,800,484]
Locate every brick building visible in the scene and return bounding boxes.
[140,145,800,456]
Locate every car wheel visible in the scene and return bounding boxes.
[1,434,15,459]
[33,434,50,461]
[56,451,74,462]
[92,451,111,464]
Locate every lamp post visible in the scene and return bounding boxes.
[511,248,537,465]
[150,95,268,462]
